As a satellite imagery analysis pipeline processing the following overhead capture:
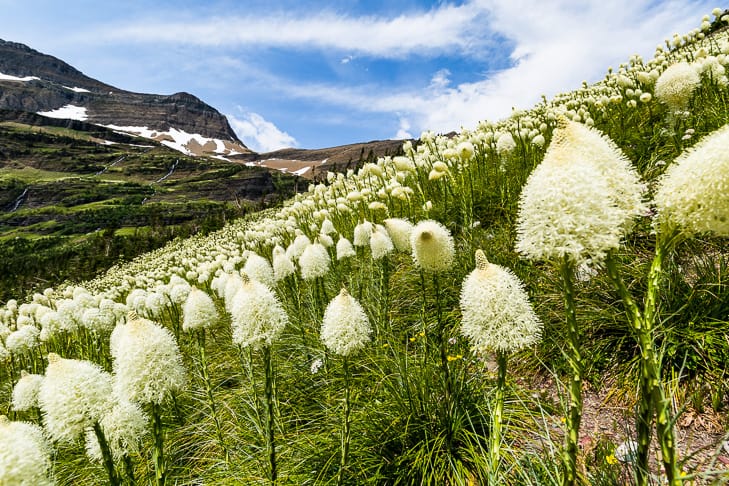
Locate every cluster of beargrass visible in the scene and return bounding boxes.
[2,9,729,486]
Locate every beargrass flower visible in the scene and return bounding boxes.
[336,236,356,260]
[243,252,275,288]
[38,353,114,443]
[370,227,395,260]
[321,218,337,235]
[410,220,455,272]
[11,371,44,412]
[286,233,312,261]
[182,287,219,332]
[654,123,729,236]
[111,316,187,405]
[383,218,414,253]
[82,307,116,335]
[496,132,516,155]
[515,121,643,264]
[272,245,296,282]
[5,325,40,356]
[321,288,372,356]
[353,220,374,247]
[654,62,701,111]
[85,398,149,462]
[550,120,646,228]
[460,250,542,354]
[299,242,331,280]
[230,273,288,350]
[0,416,53,486]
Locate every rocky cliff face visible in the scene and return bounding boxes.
[0,39,249,152]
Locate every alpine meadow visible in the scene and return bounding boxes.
[3,8,729,486]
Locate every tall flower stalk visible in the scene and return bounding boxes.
[229,272,288,483]
[515,120,645,485]
[110,314,187,486]
[320,288,372,485]
[410,219,456,400]
[460,250,542,483]
[182,288,229,464]
[559,257,582,486]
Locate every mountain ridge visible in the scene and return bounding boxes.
[0,38,249,156]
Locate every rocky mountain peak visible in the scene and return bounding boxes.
[0,38,250,156]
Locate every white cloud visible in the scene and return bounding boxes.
[395,117,413,139]
[228,112,297,153]
[259,0,716,136]
[86,3,494,58]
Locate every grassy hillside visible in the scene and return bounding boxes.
[0,115,296,300]
[1,10,729,486]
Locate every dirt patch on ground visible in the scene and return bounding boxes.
[510,367,729,483]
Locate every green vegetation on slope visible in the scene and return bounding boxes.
[0,115,297,300]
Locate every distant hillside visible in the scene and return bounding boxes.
[0,109,295,300]
[240,139,408,181]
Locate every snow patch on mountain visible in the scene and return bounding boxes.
[0,72,40,82]
[37,104,88,121]
[103,124,248,157]
[63,86,91,93]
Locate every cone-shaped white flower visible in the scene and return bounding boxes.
[5,325,39,356]
[272,245,296,282]
[321,288,372,356]
[182,287,219,332]
[553,120,646,228]
[654,62,701,111]
[410,220,455,272]
[370,227,395,260]
[111,316,187,405]
[353,220,374,247]
[286,233,311,260]
[230,273,288,350]
[383,218,414,253]
[299,242,331,280]
[85,398,149,462]
[11,370,43,412]
[336,236,356,260]
[243,252,275,288]
[82,307,116,335]
[515,120,643,264]
[654,123,729,236]
[0,416,53,486]
[38,353,114,443]
[460,250,542,354]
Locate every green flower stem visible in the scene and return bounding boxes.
[122,454,135,485]
[196,330,229,464]
[646,236,681,486]
[338,356,352,486]
[606,233,682,486]
[151,402,167,486]
[605,253,651,486]
[263,345,278,484]
[490,350,508,485]
[433,275,453,399]
[378,258,391,338]
[93,421,120,486]
[560,258,582,486]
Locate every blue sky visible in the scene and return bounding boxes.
[0,0,719,151]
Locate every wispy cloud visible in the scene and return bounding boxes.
[83,3,495,58]
[247,0,715,135]
[228,112,297,152]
